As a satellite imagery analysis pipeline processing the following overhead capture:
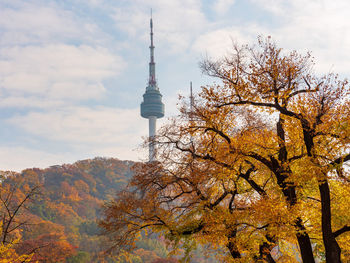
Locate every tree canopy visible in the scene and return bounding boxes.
[100,37,350,262]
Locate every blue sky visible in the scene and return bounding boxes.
[1,0,350,171]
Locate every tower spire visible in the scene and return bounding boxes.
[148,10,157,90]
[190,82,194,144]
[190,81,193,113]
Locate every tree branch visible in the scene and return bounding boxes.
[333,225,350,238]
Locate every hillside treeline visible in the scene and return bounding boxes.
[1,158,215,262]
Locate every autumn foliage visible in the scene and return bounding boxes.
[100,38,350,262]
[1,158,191,262]
[0,158,134,262]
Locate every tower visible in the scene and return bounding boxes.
[140,14,164,161]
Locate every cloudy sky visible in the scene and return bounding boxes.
[1,0,349,171]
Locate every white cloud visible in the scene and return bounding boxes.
[263,0,350,74]
[213,0,236,15]
[0,96,65,109]
[249,0,288,15]
[7,106,148,158]
[1,105,152,171]
[0,1,122,109]
[0,2,88,45]
[0,146,81,172]
[193,0,350,75]
[84,0,104,7]
[192,27,256,58]
[0,44,124,107]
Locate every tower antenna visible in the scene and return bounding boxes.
[190,81,193,114]
[189,82,194,144]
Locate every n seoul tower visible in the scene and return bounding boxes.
[140,14,164,161]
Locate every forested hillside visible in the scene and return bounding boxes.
[0,158,217,262]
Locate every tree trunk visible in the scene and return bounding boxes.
[227,229,241,258]
[278,179,315,262]
[279,186,315,262]
[319,181,341,262]
[275,117,315,262]
[300,116,342,262]
[258,241,276,263]
[295,223,316,263]
[301,118,342,262]
[227,240,241,258]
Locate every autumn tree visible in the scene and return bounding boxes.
[16,232,76,263]
[0,173,41,245]
[100,37,350,262]
[0,171,77,262]
[0,172,40,262]
[0,228,33,263]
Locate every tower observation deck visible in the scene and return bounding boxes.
[140,15,164,161]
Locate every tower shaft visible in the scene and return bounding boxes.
[149,116,156,161]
